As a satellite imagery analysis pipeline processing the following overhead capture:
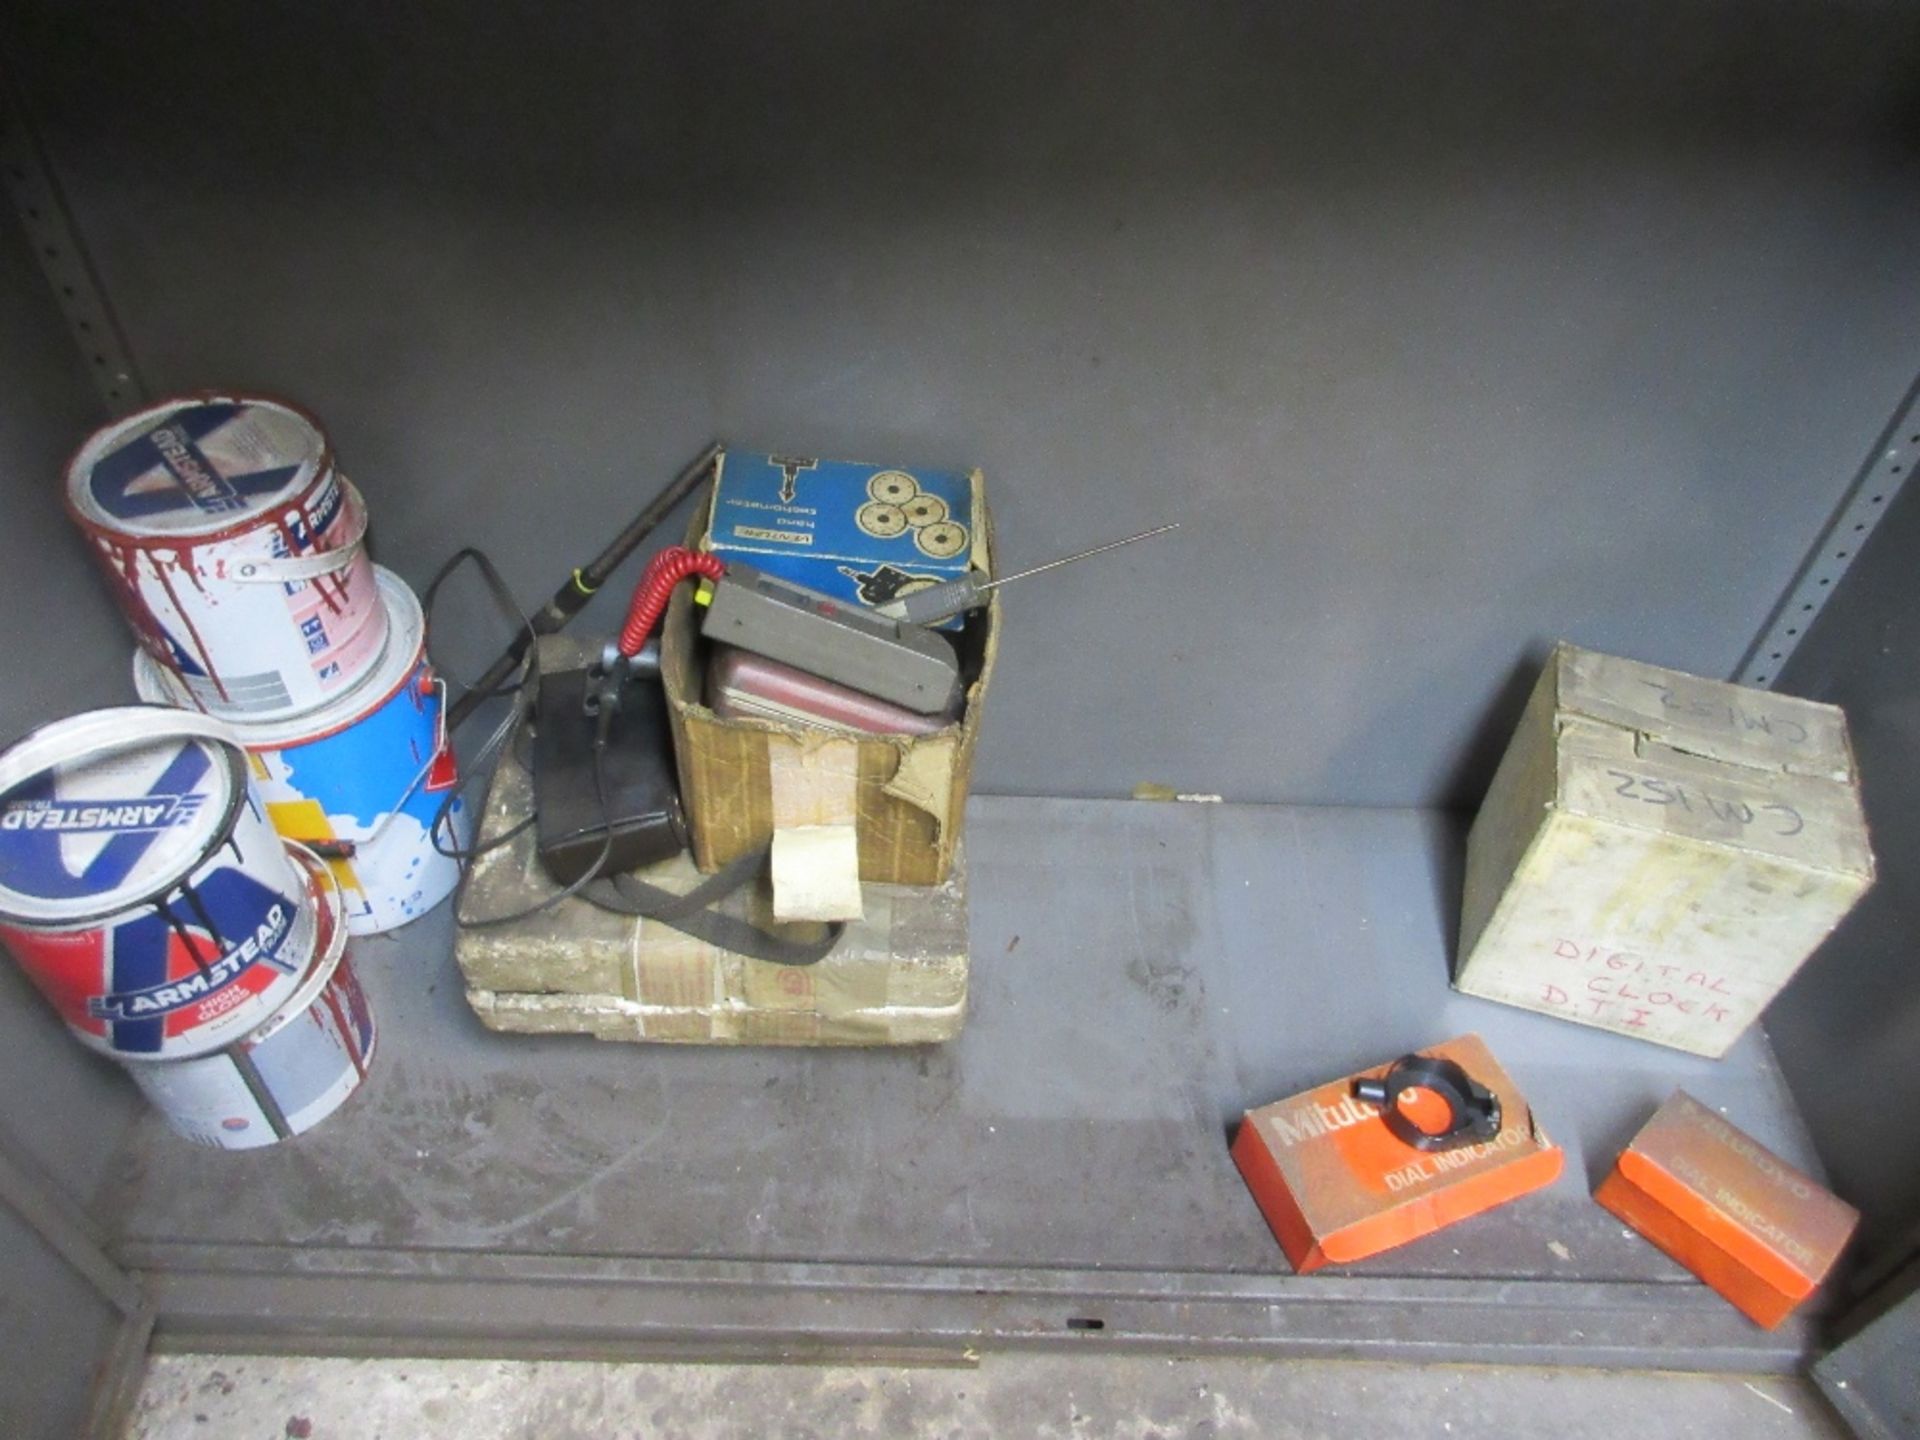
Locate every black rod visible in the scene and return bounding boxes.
[446,441,722,731]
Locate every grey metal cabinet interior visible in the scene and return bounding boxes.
[2,4,1918,1434]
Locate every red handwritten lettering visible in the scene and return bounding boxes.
[1548,939,1734,1012]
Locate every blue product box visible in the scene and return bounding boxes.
[702,452,982,630]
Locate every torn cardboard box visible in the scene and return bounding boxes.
[662,487,998,888]
[1456,643,1875,1057]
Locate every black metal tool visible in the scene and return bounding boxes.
[1353,1054,1503,1152]
[446,441,723,732]
[531,639,687,887]
[701,563,963,715]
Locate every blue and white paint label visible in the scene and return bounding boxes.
[0,743,220,906]
[85,887,301,1024]
[78,402,319,533]
[124,878,375,1150]
[1,793,207,836]
[0,710,319,1059]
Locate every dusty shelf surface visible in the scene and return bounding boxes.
[99,797,1826,1362]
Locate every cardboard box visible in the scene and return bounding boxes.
[1456,644,1875,1057]
[1231,1034,1563,1273]
[465,991,966,1047]
[665,496,998,889]
[455,734,969,1046]
[704,453,981,630]
[1595,1091,1859,1328]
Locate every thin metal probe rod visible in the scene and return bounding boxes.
[980,523,1179,591]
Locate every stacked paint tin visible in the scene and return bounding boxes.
[67,394,470,935]
[67,396,387,717]
[0,709,375,1148]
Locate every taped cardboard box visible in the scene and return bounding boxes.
[1456,644,1875,1058]
[466,992,967,1047]
[1231,1034,1563,1274]
[455,737,969,1046]
[661,484,999,888]
[1595,1090,1859,1328]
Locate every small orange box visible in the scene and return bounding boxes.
[1230,1034,1564,1274]
[1594,1090,1859,1329]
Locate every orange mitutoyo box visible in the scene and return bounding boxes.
[1595,1090,1859,1328]
[1230,1034,1564,1274]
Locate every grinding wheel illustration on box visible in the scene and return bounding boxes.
[914,520,969,558]
[902,494,948,527]
[853,469,973,559]
[855,502,909,538]
[866,470,918,505]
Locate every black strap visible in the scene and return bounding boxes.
[582,846,843,967]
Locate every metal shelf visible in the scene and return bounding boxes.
[103,797,1821,1368]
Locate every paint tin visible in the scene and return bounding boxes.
[0,707,315,1059]
[66,395,389,720]
[123,846,376,1150]
[134,568,470,935]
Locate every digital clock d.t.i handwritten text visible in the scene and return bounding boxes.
[1536,939,1736,1031]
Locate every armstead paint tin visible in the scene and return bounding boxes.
[122,846,376,1150]
[134,568,469,934]
[0,707,315,1058]
[66,395,388,720]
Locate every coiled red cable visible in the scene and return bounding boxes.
[617,546,727,657]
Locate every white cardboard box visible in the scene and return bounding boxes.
[1455,644,1875,1057]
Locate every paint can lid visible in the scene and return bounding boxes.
[0,707,245,926]
[67,396,329,538]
